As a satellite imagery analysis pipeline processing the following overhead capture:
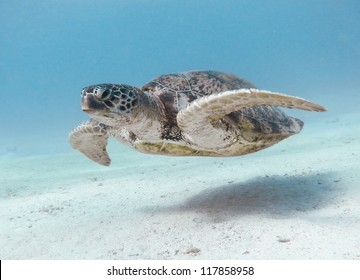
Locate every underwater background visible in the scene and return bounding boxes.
[0,0,359,157]
[1,0,360,260]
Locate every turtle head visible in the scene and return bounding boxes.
[81,84,141,126]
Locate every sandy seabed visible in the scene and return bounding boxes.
[1,109,359,260]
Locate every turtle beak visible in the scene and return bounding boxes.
[81,93,105,112]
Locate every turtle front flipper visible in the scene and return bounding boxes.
[177,89,326,149]
[69,119,111,166]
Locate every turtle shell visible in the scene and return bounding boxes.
[141,70,297,136]
[142,70,256,113]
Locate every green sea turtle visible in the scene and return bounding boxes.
[69,70,326,166]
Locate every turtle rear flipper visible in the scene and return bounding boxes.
[69,119,111,166]
[177,89,326,148]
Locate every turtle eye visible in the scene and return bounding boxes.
[94,87,111,100]
[100,89,111,100]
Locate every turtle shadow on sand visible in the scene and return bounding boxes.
[141,172,341,222]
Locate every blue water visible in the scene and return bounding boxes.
[0,0,359,157]
[2,1,360,261]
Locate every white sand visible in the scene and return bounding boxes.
[1,109,359,260]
